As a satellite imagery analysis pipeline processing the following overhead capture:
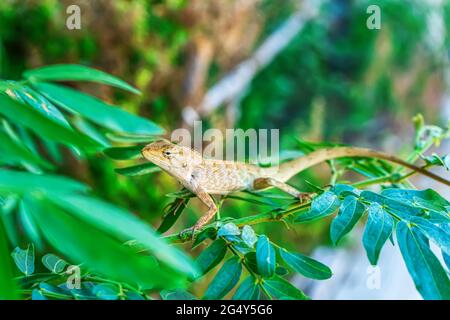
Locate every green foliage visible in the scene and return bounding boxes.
[362,203,394,265]
[41,254,68,274]
[279,249,332,280]
[11,244,35,276]
[23,65,141,94]
[397,222,450,300]
[256,235,276,278]
[0,65,196,299]
[204,256,242,300]
[1,60,449,300]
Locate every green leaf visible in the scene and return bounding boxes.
[49,193,198,279]
[125,291,146,300]
[0,219,19,299]
[218,222,240,238]
[0,94,99,151]
[192,227,217,249]
[397,221,450,300]
[115,163,161,176]
[67,282,98,300]
[72,117,110,147]
[18,199,43,250]
[244,252,259,274]
[42,254,68,273]
[331,184,360,196]
[441,224,450,270]
[195,239,228,276]
[34,82,163,135]
[103,145,146,160]
[241,225,257,248]
[279,249,332,280]
[6,83,70,127]
[39,282,72,299]
[330,195,366,245]
[106,132,160,143]
[295,191,340,223]
[0,131,53,170]
[0,169,89,196]
[409,217,450,255]
[11,244,34,276]
[256,235,276,278]
[24,64,141,95]
[262,276,308,300]
[275,266,289,276]
[382,188,449,213]
[232,276,261,300]
[93,283,119,300]
[161,289,196,300]
[361,190,422,220]
[204,256,242,299]
[30,198,185,290]
[362,203,394,265]
[31,289,47,300]
[157,197,189,233]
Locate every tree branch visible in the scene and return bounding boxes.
[162,202,310,244]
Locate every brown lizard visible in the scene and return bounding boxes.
[142,140,450,236]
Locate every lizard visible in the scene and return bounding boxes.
[142,139,450,237]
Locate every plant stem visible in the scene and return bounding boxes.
[162,202,310,244]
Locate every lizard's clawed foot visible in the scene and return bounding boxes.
[179,226,196,241]
[298,192,312,203]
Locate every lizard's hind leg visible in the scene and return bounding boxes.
[253,177,311,203]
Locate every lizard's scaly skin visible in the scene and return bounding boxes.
[142,140,450,234]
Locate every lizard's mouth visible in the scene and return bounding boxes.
[141,145,169,169]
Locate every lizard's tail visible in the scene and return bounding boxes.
[273,147,450,186]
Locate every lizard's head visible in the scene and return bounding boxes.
[142,140,202,171]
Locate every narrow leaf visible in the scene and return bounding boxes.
[49,194,198,278]
[195,239,228,276]
[161,289,196,300]
[397,221,450,300]
[11,244,35,276]
[0,169,89,196]
[279,249,332,280]
[409,217,450,255]
[24,64,141,94]
[262,276,308,300]
[0,219,19,299]
[30,198,185,290]
[204,256,242,300]
[330,195,366,245]
[157,197,189,233]
[256,235,276,277]
[115,163,161,176]
[362,203,394,265]
[34,82,163,135]
[103,145,145,160]
[0,94,99,151]
[232,276,261,300]
[295,191,340,223]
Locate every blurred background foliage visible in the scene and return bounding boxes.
[1,0,450,297]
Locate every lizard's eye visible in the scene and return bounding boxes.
[163,151,171,156]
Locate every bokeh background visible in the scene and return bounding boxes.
[1,0,449,299]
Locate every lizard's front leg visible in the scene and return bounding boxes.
[180,187,217,239]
